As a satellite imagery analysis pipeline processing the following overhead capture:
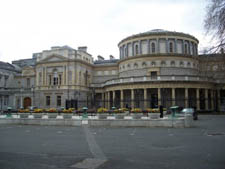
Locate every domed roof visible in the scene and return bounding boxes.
[118,29,199,45]
[0,61,21,72]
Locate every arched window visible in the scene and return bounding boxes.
[151,61,156,66]
[53,71,58,85]
[135,44,139,55]
[127,64,130,68]
[142,62,147,67]
[161,61,166,66]
[151,43,156,53]
[169,42,173,53]
[180,61,184,67]
[184,44,188,54]
[134,63,138,68]
[187,62,191,67]
[171,61,175,66]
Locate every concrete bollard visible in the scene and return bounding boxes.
[184,114,193,127]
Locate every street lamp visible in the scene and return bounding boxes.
[31,85,35,107]
[20,87,24,109]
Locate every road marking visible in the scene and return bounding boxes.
[71,126,107,168]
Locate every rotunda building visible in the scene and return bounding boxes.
[100,29,217,111]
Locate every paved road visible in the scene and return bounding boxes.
[0,115,225,169]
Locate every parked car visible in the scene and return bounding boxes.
[181,108,198,120]
[167,106,198,120]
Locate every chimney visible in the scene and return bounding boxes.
[97,55,104,61]
[78,46,87,52]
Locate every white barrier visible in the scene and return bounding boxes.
[56,115,63,119]
[72,116,82,120]
[107,116,115,120]
[124,116,133,120]
[42,115,48,119]
[28,115,34,119]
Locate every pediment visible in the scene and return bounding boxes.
[40,54,68,62]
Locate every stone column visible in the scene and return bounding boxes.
[196,88,200,110]
[172,88,176,106]
[108,92,111,110]
[205,89,208,110]
[139,40,142,54]
[113,90,116,107]
[174,39,177,53]
[120,90,124,108]
[147,39,150,54]
[131,89,134,109]
[166,38,169,53]
[211,90,214,111]
[217,89,221,112]
[158,88,161,107]
[185,88,188,108]
[144,88,147,109]
[157,38,160,53]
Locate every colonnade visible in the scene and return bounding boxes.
[99,88,223,111]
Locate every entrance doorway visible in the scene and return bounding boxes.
[23,97,31,109]
[66,99,78,109]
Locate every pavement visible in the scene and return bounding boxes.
[0,115,225,169]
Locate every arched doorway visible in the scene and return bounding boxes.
[23,97,31,109]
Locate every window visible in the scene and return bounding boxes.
[180,61,184,67]
[142,62,147,67]
[53,72,58,85]
[46,96,50,106]
[4,96,9,105]
[161,61,166,66]
[169,42,173,53]
[171,61,175,66]
[59,74,62,85]
[53,77,58,85]
[57,96,61,106]
[49,75,52,85]
[135,44,139,55]
[151,71,157,79]
[26,78,30,87]
[187,62,191,67]
[134,63,138,68]
[127,64,130,68]
[151,61,156,66]
[151,43,156,53]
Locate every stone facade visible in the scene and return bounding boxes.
[0,29,225,112]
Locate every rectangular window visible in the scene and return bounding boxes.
[53,77,58,85]
[46,96,50,106]
[59,74,62,85]
[4,96,9,106]
[151,71,157,79]
[49,75,52,85]
[27,78,30,87]
[57,96,61,106]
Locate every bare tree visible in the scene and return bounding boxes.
[204,0,225,53]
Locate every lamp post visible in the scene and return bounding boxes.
[31,85,35,107]
[20,87,24,109]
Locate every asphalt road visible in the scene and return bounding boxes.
[0,115,225,169]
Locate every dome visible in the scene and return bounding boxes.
[0,61,21,73]
[118,29,199,46]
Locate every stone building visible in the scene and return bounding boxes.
[1,29,225,111]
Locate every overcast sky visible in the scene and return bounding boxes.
[0,0,210,63]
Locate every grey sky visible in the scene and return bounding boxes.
[0,0,209,63]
